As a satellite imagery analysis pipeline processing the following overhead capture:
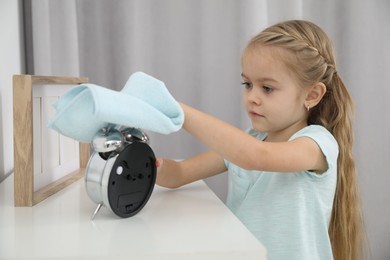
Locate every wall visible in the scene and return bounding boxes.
[0,0,23,182]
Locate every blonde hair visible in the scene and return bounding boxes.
[247,20,365,260]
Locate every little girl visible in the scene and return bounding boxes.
[156,20,364,260]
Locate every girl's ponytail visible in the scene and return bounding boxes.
[327,73,365,260]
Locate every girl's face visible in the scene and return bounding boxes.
[241,45,309,142]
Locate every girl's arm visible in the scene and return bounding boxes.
[156,150,227,188]
[180,103,327,173]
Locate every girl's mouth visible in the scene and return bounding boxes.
[249,111,264,117]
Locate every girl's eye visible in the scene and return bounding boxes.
[241,82,252,89]
[263,85,273,93]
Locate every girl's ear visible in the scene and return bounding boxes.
[305,82,326,109]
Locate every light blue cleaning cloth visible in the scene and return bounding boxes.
[48,72,184,143]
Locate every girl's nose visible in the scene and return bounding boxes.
[247,89,261,105]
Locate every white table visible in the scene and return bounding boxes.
[0,174,267,259]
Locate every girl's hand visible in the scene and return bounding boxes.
[156,157,183,189]
[156,158,163,169]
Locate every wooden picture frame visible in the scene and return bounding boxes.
[13,75,90,206]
